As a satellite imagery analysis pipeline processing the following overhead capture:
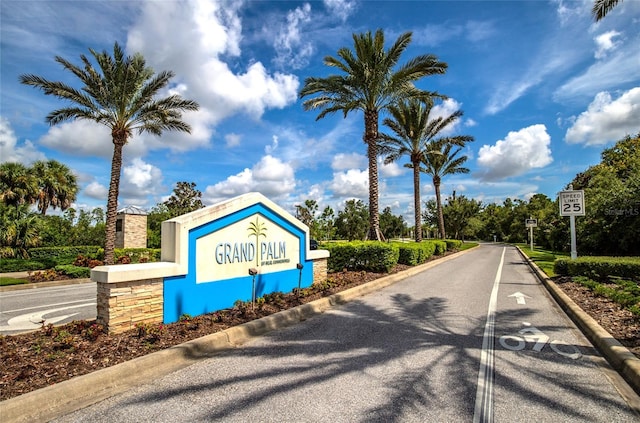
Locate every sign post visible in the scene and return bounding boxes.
[559,187,585,260]
[525,218,537,251]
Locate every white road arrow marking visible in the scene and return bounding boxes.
[508,292,531,305]
[1,302,95,332]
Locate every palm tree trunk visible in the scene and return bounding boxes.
[434,176,445,239]
[104,136,125,265]
[413,164,422,242]
[364,109,383,241]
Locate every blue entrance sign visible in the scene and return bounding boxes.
[162,193,315,323]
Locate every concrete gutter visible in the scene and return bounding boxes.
[515,246,640,397]
[0,248,474,423]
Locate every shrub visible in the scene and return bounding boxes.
[324,241,399,273]
[28,246,102,264]
[426,240,447,256]
[114,248,161,264]
[0,258,56,272]
[395,241,437,266]
[445,239,463,250]
[554,256,640,281]
[55,265,91,279]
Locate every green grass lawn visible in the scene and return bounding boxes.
[515,244,569,277]
[0,277,30,286]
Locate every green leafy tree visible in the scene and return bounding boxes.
[295,199,319,238]
[317,206,336,241]
[146,203,171,249]
[335,199,369,241]
[164,181,204,217]
[441,192,482,240]
[21,42,199,265]
[0,203,41,258]
[380,98,473,242]
[420,141,471,239]
[568,134,640,255]
[300,29,447,241]
[0,162,37,209]
[592,0,623,21]
[32,159,78,215]
[379,207,407,239]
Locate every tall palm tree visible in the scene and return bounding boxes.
[421,140,471,240]
[32,159,78,215]
[592,0,622,21]
[0,162,37,209]
[299,29,447,241]
[21,42,199,264]
[379,98,473,242]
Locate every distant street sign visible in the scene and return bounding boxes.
[559,190,586,216]
[525,219,537,228]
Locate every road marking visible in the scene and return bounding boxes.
[508,291,531,305]
[473,246,505,423]
[1,302,95,332]
[1,299,96,314]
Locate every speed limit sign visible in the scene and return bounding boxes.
[559,190,585,216]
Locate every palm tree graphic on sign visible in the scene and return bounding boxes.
[248,216,267,267]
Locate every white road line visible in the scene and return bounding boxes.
[473,247,505,423]
[1,299,95,314]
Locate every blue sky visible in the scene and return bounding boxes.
[1,0,639,223]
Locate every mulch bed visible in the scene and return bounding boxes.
[1,258,639,402]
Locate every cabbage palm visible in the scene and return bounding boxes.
[21,42,199,264]
[380,99,473,242]
[300,29,447,241]
[421,141,471,239]
[32,159,78,215]
[592,0,622,20]
[0,162,37,209]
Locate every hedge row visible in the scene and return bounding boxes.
[554,256,640,281]
[321,242,400,273]
[321,240,459,273]
[28,246,102,262]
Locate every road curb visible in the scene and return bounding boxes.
[0,278,92,292]
[516,247,640,396]
[0,247,477,423]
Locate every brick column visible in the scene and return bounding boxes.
[97,278,163,334]
[312,257,328,285]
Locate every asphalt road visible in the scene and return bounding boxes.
[50,244,640,422]
[0,282,96,334]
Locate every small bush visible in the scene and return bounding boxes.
[554,256,640,281]
[0,258,56,272]
[445,239,463,250]
[324,242,399,273]
[55,265,90,279]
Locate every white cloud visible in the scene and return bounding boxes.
[379,159,405,177]
[203,155,296,203]
[127,0,299,136]
[273,3,314,69]
[553,51,640,101]
[39,120,114,158]
[84,181,108,200]
[118,158,165,206]
[477,124,553,181]
[330,169,368,198]
[565,87,640,145]
[594,30,622,59]
[332,152,367,170]
[0,117,45,164]
[225,133,241,148]
[323,0,357,22]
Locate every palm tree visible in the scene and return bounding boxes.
[592,0,622,21]
[421,140,471,240]
[21,42,199,264]
[32,159,78,215]
[0,162,37,209]
[299,29,447,241]
[379,98,473,242]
